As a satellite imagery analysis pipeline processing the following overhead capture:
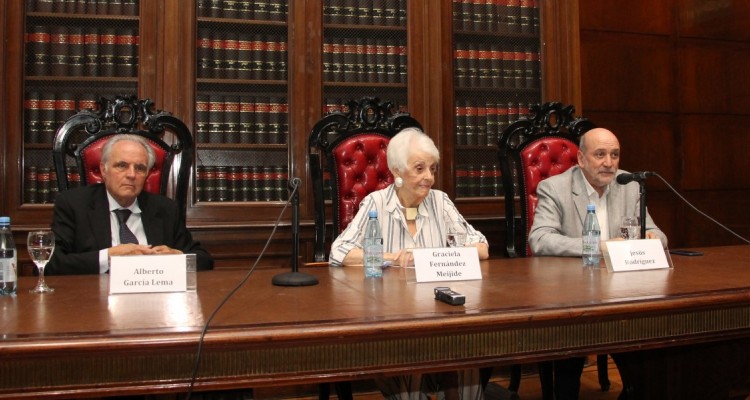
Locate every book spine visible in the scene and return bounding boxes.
[255,98,270,144]
[208,95,224,143]
[27,26,50,76]
[268,97,283,144]
[385,39,398,83]
[455,102,466,146]
[365,39,378,82]
[278,39,288,80]
[68,27,85,76]
[195,95,209,143]
[342,0,356,24]
[398,39,407,84]
[215,166,228,202]
[49,26,69,76]
[37,167,52,204]
[240,167,252,201]
[342,37,357,82]
[237,33,253,79]
[355,37,366,82]
[251,35,266,80]
[223,0,239,19]
[211,32,226,79]
[99,28,116,77]
[384,0,398,26]
[55,92,76,137]
[24,92,41,144]
[268,0,287,21]
[224,96,240,143]
[25,166,38,204]
[197,29,212,79]
[485,101,498,146]
[39,93,57,144]
[239,97,255,143]
[265,35,280,80]
[254,0,270,20]
[224,32,239,79]
[84,27,99,76]
[115,28,137,77]
[465,100,477,146]
[227,166,240,202]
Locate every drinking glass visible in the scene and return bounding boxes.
[619,216,640,240]
[27,230,55,293]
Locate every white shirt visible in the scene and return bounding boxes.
[329,185,488,266]
[580,169,610,240]
[97,192,149,273]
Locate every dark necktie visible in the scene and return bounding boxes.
[114,209,139,244]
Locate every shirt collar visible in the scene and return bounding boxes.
[107,191,141,214]
[384,184,429,221]
[579,168,610,199]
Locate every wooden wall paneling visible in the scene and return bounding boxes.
[678,41,750,115]
[678,189,750,247]
[678,0,750,41]
[579,0,673,35]
[580,31,674,113]
[681,115,750,190]
[540,0,582,111]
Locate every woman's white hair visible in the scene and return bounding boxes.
[386,127,440,174]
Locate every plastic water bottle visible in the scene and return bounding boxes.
[0,216,17,296]
[363,210,383,278]
[582,204,601,267]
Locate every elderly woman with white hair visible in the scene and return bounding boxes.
[330,127,489,267]
[329,128,489,400]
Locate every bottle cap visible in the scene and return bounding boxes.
[368,209,377,218]
[586,204,595,212]
[0,216,9,225]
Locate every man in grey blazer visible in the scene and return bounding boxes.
[529,128,667,255]
[527,127,667,400]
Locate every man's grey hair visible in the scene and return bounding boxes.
[387,127,440,173]
[101,134,156,170]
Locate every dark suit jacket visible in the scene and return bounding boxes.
[48,184,213,275]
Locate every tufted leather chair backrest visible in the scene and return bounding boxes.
[79,135,170,194]
[330,133,394,233]
[519,138,579,244]
[498,102,595,258]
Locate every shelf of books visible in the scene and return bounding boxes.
[320,0,409,201]
[322,0,408,114]
[22,0,141,205]
[452,0,541,199]
[194,0,290,203]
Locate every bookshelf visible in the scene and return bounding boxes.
[1,0,582,267]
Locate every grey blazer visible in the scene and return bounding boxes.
[528,166,667,257]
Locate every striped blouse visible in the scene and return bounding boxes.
[329,185,488,266]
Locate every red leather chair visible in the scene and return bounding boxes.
[497,102,603,398]
[308,97,422,262]
[52,95,194,224]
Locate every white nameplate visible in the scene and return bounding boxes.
[602,239,671,272]
[109,254,187,294]
[412,247,482,283]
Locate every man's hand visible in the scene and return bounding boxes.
[108,244,183,257]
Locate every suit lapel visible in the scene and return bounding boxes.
[89,185,114,250]
[570,167,589,224]
[138,193,165,245]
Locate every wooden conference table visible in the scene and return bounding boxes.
[2,245,750,399]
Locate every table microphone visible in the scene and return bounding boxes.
[272,177,319,286]
[616,171,654,185]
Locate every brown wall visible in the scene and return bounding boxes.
[579,0,750,248]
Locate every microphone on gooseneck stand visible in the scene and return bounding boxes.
[272,177,319,286]
[616,171,750,245]
[616,171,655,238]
[185,176,314,400]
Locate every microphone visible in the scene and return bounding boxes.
[616,171,655,185]
[272,177,319,286]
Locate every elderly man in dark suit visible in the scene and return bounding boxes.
[48,134,212,275]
